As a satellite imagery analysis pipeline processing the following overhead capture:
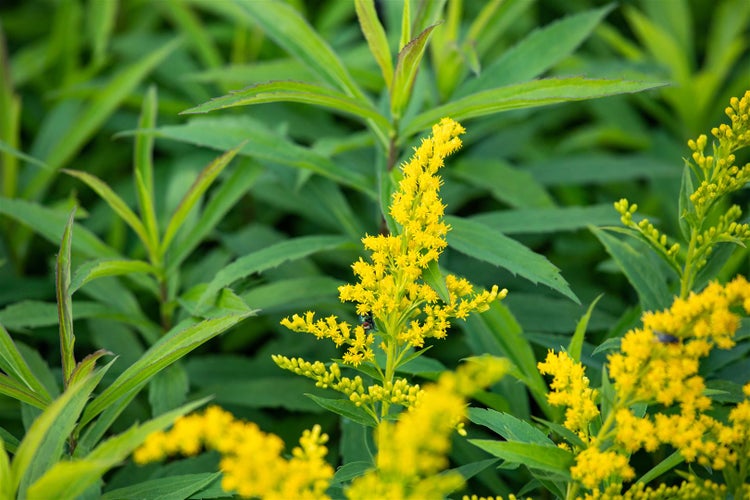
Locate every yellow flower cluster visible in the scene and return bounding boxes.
[280,118,505,369]
[271,356,422,416]
[280,312,374,366]
[346,356,509,500]
[537,350,600,437]
[134,406,334,499]
[584,476,736,500]
[539,276,750,494]
[688,90,750,215]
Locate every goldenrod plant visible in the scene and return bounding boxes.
[2,1,750,499]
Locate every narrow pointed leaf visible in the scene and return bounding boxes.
[79,312,251,429]
[568,294,603,363]
[590,226,674,311]
[446,216,578,303]
[355,0,393,87]
[197,235,349,308]
[160,143,242,254]
[56,208,76,386]
[67,350,111,389]
[0,323,51,402]
[421,260,450,303]
[99,473,220,500]
[0,440,10,499]
[12,366,110,497]
[70,259,156,294]
[0,374,49,409]
[468,408,552,445]
[149,116,374,195]
[0,197,118,258]
[63,170,152,255]
[306,394,378,427]
[404,78,667,137]
[457,5,615,96]
[468,440,572,477]
[134,85,160,250]
[181,81,390,136]
[391,23,439,119]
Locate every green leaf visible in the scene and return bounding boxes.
[637,450,684,485]
[134,85,160,252]
[181,81,389,138]
[391,23,439,119]
[148,364,188,416]
[12,365,110,498]
[193,0,364,99]
[0,374,50,409]
[527,154,679,186]
[197,235,349,309]
[468,408,552,445]
[22,38,181,201]
[86,0,118,65]
[355,0,393,87]
[421,261,450,303]
[468,440,572,478]
[149,116,374,196]
[0,323,51,402]
[0,140,50,171]
[306,394,378,427]
[331,461,373,484]
[70,259,156,294]
[56,208,76,386]
[457,5,615,96]
[168,161,263,271]
[590,226,674,311]
[446,216,578,303]
[568,294,603,363]
[100,473,220,500]
[677,162,695,242]
[198,377,329,413]
[79,313,250,429]
[453,159,555,208]
[0,439,11,499]
[30,398,209,500]
[403,77,667,137]
[63,170,153,257]
[470,204,621,235]
[0,300,150,332]
[67,350,111,391]
[0,198,118,259]
[161,143,243,255]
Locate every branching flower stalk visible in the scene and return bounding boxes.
[275,118,506,424]
[538,276,750,499]
[614,90,750,298]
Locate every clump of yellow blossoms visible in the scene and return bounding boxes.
[276,118,506,422]
[134,356,508,500]
[538,275,750,498]
[133,405,334,499]
[615,90,750,298]
[346,356,509,500]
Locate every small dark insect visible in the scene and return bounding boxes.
[654,330,680,344]
[359,313,375,332]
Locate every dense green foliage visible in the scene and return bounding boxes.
[0,0,749,498]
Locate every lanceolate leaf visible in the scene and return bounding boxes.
[456,4,615,96]
[197,235,349,308]
[468,439,573,478]
[0,323,51,402]
[590,226,675,311]
[568,294,603,363]
[150,116,374,196]
[12,365,111,498]
[160,143,243,255]
[79,312,251,429]
[56,208,76,386]
[0,374,49,409]
[62,170,153,257]
[181,81,390,136]
[403,77,667,137]
[70,259,157,294]
[391,23,440,119]
[355,0,393,87]
[134,85,160,251]
[446,216,578,303]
